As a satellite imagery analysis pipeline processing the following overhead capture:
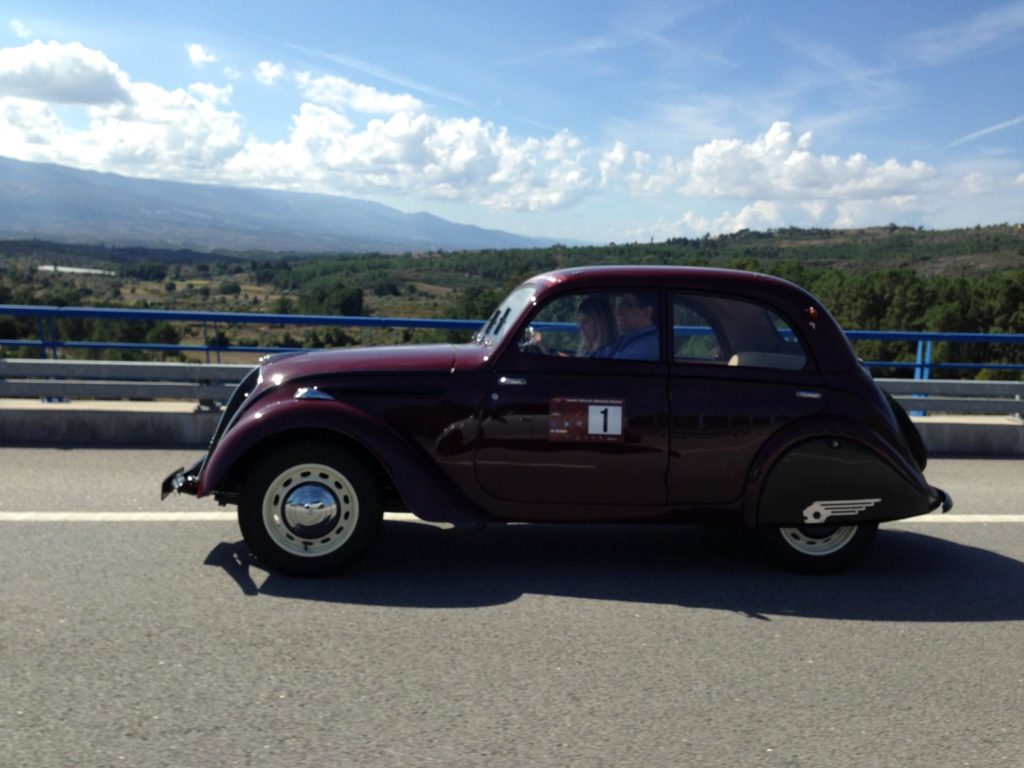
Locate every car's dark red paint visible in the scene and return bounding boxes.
[163,266,950,575]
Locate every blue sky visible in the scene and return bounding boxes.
[2,0,1023,242]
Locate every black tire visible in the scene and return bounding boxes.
[756,521,878,574]
[238,441,383,577]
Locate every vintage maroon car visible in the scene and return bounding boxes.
[163,266,951,575]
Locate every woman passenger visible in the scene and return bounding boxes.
[576,295,618,358]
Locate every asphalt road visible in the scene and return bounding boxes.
[1,448,1022,768]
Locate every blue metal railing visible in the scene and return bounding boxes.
[0,305,480,363]
[2,304,1023,374]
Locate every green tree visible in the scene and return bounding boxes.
[299,278,365,316]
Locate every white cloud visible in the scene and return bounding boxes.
[9,18,30,38]
[187,44,216,66]
[188,82,233,106]
[0,97,64,150]
[599,141,688,195]
[296,72,423,114]
[0,40,132,105]
[800,199,829,221]
[253,61,284,86]
[730,200,782,230]
[899,1,1024,65]
[599,141,627,187]
[1016,173,1024,186]
[0,40,592,213]
[642,202,781,240]
[833,196,919,229]
[960,172,997,195]
[620,118,965,238]
[1,80,243,179]
[684,121,934,199]
[222,67,241,81]
[601,122,937,236]
[83,80,244,175]
[226,108,592,212]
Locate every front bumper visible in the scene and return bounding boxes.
[160,456,205,499]
[930,486,954,513]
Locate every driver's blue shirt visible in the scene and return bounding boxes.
[610,326,659,360]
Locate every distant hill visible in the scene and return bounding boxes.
[0,156,565,253]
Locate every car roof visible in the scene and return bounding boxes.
[530,265,805,298]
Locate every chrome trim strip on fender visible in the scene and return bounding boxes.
[294,386,336,401]
[796,390,823,399]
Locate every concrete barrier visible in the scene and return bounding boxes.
[0,400,219,448]
[912,415,1024,457]
[1,398,1021,455]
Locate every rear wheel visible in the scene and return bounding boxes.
[756,521,878,574]
[238,441,383,577]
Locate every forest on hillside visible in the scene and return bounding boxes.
[1,224,1023,377]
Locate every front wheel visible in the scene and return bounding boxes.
[756,521,878,574]
[238,442,383,577]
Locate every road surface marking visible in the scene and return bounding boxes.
[0,511,418,522]
[0,513,1021,523]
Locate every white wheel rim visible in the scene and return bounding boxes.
[778,525,858,557]
[261,463,359,558]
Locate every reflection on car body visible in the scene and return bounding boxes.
[162,266,951,576]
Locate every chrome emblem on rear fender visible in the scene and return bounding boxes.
[802,498,882,524]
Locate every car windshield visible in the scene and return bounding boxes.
[473,284,537,346]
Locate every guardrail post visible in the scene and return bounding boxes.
[911,340,927,415]
[924,340,933,381]
[202,321,210,365]
[46,317,60,359]
[35,318,48,359]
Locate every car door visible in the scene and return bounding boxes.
[667,293,826,505]
[473,289,670,514]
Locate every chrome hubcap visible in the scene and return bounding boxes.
[262,463,358,558]
[778,524,857,556]
[282,483,339,539]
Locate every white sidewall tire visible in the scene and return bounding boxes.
[239,442,383,577]
[757,521,878,574]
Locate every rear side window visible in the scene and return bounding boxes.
[672,294,807,371]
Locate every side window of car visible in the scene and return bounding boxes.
[523,290,661,362]
[673,301,724,362]
[672,294,807,371]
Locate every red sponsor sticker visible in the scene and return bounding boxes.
[549,397,625,443]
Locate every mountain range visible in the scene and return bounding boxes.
[0,156,564,253]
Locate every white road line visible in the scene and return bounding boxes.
[0,512,1021,523]
[887,515,1024,524]
[0,511,420,522]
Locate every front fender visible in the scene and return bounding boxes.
[198,397,486,523]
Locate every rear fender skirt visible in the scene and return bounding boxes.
[757,437,932,526]
[741,418,934,527]
[198,397,486,524]
[884,391,928,470]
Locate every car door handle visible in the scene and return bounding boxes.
[499,376,528,386]
[796,390,823,399]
